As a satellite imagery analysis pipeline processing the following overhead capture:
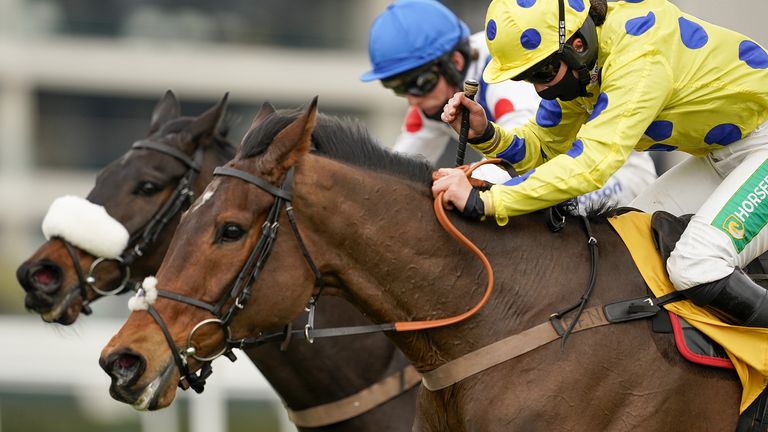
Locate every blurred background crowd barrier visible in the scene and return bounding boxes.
[0,1,766,431]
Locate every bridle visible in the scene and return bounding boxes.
[130,153,602,401]
[59,139,204,314]
[136,161,499,393]
[138,164,328,392]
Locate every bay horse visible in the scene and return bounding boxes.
[101,97,742,431]
[17,93,417,430]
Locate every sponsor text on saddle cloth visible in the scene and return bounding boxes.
[609,211,768,413]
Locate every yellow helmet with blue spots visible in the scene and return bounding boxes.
[483,0,591,83]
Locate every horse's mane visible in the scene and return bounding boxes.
[572,199,619,222]
[156,117,237,161]
[240,108,434,185]
[236,108,620,221]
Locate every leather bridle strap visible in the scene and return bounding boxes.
[132,140,201,172]
[50,142,204,314]
[232,160,500,344]
[214,166,292,201]
[146,303,212,393]
[61,239,93,315]
[122,142,204,266]
[142,166,316,393]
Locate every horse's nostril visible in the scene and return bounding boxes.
[33,265,59,285]
[107,352,146,387]
[27,263,62,294]
[17,261,62,294]
[118,355,139,370]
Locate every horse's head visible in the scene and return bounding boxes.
[16,90,232,324]
[99,98,324,410]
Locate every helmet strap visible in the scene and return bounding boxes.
[556,0,597,97]
[557,0,566,54]
[561,46,594,97]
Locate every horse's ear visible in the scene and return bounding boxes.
[188,92,229,139]
[251,101,276,129]
[148,90,180,134]
[264,96,318,171]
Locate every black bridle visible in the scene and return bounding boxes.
[59,140,203,314]
[138,165,328,393]
[142,160,472,391]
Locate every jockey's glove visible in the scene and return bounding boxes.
[462,188,486,221]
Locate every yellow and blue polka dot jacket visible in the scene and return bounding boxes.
[476,0,768,226]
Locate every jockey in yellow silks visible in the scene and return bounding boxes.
[436,0,768,353]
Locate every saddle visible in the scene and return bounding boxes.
[650,210,768,431]
[649,211,733,368]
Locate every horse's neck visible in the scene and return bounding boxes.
[295,157,583,371]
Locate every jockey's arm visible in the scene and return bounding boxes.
[473,50,674,225]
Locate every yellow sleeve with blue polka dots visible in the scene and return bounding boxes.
[472,0,768,226]
[476,49,673,225]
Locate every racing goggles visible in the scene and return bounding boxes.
[381,63,441,96]
[513,53,563,84]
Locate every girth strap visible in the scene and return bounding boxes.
[286,365,421,428]
[421,305,611,391]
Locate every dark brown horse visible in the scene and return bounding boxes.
[101,98,741,431]
[17,90,231,324]
[18,93,417,431]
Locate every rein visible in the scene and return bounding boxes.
[140,160,499,393]
[140,157,603,396]
[57,140,203,313]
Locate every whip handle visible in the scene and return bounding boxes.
[456,79,479,167]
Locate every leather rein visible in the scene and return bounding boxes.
[58,140,203,314]
[142,158,600,399]
[138,161,499,394]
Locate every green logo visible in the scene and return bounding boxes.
[712,160,768,252]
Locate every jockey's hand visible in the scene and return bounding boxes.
[441,92,488,140]
[432,168,473,212]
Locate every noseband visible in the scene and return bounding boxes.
[60,140,203,314]
[138,165,326,393]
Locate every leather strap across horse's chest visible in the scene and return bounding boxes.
[421,305,611,391]
[286,364,421,427]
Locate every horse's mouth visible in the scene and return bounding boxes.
[109,361,176,411]
[26,287,81,325]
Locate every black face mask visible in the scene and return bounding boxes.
[536,65,583,101]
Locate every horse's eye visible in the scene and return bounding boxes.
[219,223,245,242]
[134,181,161,197]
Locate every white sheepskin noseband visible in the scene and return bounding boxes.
[128,276,159,311]
[41,195,129,259]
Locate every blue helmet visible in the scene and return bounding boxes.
[360,0,470,82]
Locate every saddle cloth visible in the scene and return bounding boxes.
[608,211,768,413]
[666,310,733,369]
